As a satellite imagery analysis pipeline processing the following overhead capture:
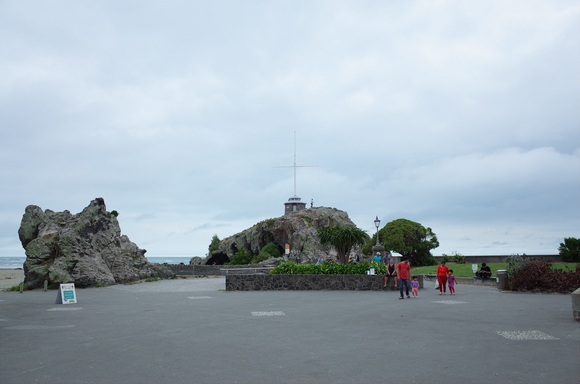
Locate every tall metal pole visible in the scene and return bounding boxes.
[374,216,380,246]
[293,131,297,196]
[274,131,317,198]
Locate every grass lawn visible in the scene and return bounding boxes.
[411,262,578,278]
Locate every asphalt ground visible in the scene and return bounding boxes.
[1,277,579,384]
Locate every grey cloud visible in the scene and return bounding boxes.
[0,1,578,257]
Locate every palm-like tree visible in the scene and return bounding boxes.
[317,226,370,264]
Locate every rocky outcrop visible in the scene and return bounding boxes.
[189,256,204,266]
[18,198,162,289]
[206,207,359,265]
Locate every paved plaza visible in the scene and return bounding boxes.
[1,277,579,384]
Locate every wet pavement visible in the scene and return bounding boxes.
[1,277,578,384]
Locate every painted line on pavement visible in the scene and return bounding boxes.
[496,330,559,340]
[251,311,285,316]
[431,300,468,305]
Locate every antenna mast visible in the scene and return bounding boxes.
[275,131,316,197]
[292,131,297,196]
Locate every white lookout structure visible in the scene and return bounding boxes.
[276,132,316,216]
[284,196,307,215]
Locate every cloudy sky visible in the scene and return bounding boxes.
[1,1,578,259]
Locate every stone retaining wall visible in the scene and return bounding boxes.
[153,264,271,276]
[226,274,424,291]
[434,255,561,263]
[572,287,580,322]
[424,274,498,287]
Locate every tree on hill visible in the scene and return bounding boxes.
[317,226,370,264]
[208,234,220,255]
[366,218,439,266]
[559,237,580,262]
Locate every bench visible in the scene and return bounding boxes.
[424,274,498,287]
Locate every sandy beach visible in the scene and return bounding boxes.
[0,269,225,291]
[0,269,25,290]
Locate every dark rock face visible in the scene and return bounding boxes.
[206,207,357,265]
[19,198,159,289]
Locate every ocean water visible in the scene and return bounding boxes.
[0,257,26,269]
[146,257,192,265]
[0,256,193,269]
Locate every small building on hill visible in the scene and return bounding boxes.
[284,196,306,215]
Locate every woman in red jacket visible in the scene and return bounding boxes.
[437,261,449,295]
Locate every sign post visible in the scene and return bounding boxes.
[56,283,77,304]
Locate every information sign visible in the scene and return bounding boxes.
[472,264,478,273]
[56,283,77,305]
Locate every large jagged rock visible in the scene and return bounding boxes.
[206,207,359,265]
[189,256,204,266]
[18,198,161,289]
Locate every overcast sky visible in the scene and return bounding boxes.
[1,1,578,259]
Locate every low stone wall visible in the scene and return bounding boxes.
[424,274,498,287]
[226,274,424,291]
[153,264,272,276]
[434,255,561,263]
[572,287,580,322]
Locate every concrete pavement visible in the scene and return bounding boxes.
[1,277,578,384]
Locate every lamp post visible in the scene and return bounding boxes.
[371,216,385,264]
[374,216,381,246]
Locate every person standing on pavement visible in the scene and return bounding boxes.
[396,258,411,299]
[437,261,449,295]
[447,270,456,295]
[383,252,391,266]
[411,276,420,298]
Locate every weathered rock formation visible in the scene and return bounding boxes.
[206,207,359,265]
[19,198,161,289]
[189,256,204,266]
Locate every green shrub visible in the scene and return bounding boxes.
[228,248,252,265]
[441,254,451,263]
[6,282,27,292]
[260,242,282,258]
[251,251,272,264]
[451,252,465,264]
[506,254,531,278]
[270,261,386,275]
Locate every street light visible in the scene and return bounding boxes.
[374,216,381,246]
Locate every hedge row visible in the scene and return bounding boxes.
[270,262,387,275]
